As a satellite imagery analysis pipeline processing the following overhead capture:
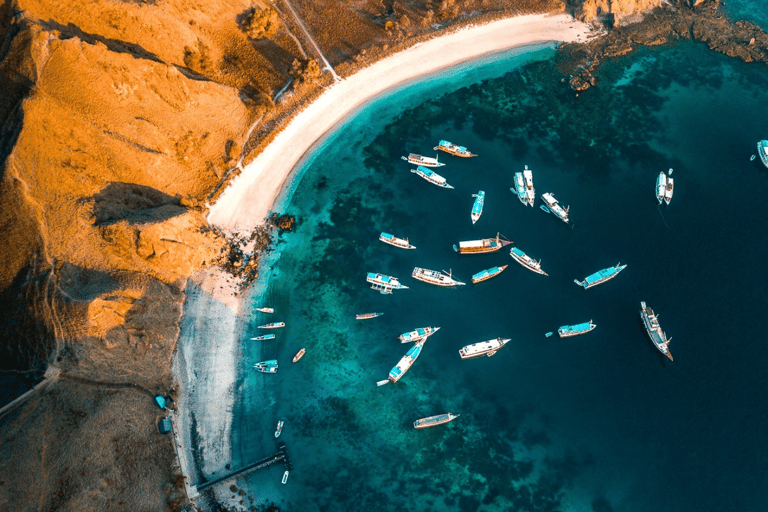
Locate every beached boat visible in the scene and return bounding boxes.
[250,334,276,341]
[379,232,416,249]
[388,340,425,383]
[412,267,465,287]
[356,312,384,320]
[453,233,511,254]
[410,165,454,189]
[509,247,548,276]
[282,471,289,484]
[258,322,285,329]
[434,140,476,157]
[471,265,508,284]
[366,272,409,294]
[558,320,596,338]
[254,360,278,373]
[292,348,306,363]
[541,193,569,223]
[255,307,274,314]
[640,301,673,361]
[664,169,674,205]
[459,337,511,359]
[757,140,768,168]
[511,165,535,206]
[275,420,284,438]
[470,191,485,224]
[398,326,440,344]
[574,263,627,289]
[401,153,444,167]
[656,171,667,204]
[413,412,461,429]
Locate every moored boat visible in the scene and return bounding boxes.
[459,337,511,359]
[558,320,596,338]
[275,420,284,438]
[656,171,667,204]
[541,193,569,223]
[470,191,485,224]
[511,165,535,206]
[356,312,384,320]
[251,334,276,341]
[366,272,409,294]
[757,140,768,168]
[388,340,425,383]
[255,307,274,313]
[574,263,627,289]
[453,233,511,254]
[282,471,289,484]
[292,348,306,363]
[412,267,465,287]
[664,169,674,205]
[509,247,548,276]
[398,326,440,344]
[379,232,416,249]
[434,140,476,157]
[258,322,285,329]
[401,153,444,167]
[640,301,673,361]
[254,360,278,373]
[410,165,454,189]
[471,265,508,284]
[413,412,461,429]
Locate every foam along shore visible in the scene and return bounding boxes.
[207,13,592,232]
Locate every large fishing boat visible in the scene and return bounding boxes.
[250,334,276,341]
[664,169,674,205]
[558,321,596,338]
[471,191,485,224]
[258,322,285,329]
[356,312,384,320]
[656,171,667,204]
[434,140,476,157]
[399,326,440,344]
[757,140,768,168]
[366,272,409,294]
[255,307,274,313]
[292,348,306,363]
[472,265,508,284]
[453,233,511,254]
[401,153,444,167]
[459,337,511,359]
[541,193,569,223]
[509,247,548,276]
[388,340,425,383]
[412,267,465,287]
[379,232,416,249]
[254,360,278,373]
[512,165,535,206]
[410,165,454,189]
[275,420,284,438]
[640,301,673,361]
[574,263,627,289]
[413,413,461,429]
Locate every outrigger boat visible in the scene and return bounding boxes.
[292,348,306,363]
[656,171,667,204]
[453,233,511,254]
[640,301,673,361]
[275,420,284,438]
[511,165,535,206]
[379,232,416,249]
[459,337,511,359]
[574,263,627,289]
[255,307,274,313]
[258,322,285,329]
[401,153,444,167]
[757,140,768,168]
[399,326,440,344]
[434,140,476,157]
[470,191,485,224]
[410,165,454,189]
[509,247,548,276]
[388,340,426,383]
[472,265,507,284]
[251,334,276,341]
[412,267,465,287]
[254,360,278,373]
[414,412,461,429]
[366,272,409,294]
[541,193,569,223]
[558,320,596,338]
[664,169,674,205]
[356,312,384,320]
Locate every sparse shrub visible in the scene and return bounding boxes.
[384,20,394,31]
[183,40,213,73]
[289,58,322,83]
[241,6,280,39]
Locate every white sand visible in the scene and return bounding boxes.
[208,13,592,232]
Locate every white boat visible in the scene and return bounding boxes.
[459,337,511,359]
[355,312,384,320]
[410,165,454,189]
[250,334,276,341]
[541,193,569,223]
[282,471,289,484]
[509,247,548,276]
[434,140,476,157]
[640,301,673,361]
[401,153,444,167]
[379,232,416,249]
[258,322,285,329]
[411,267,465,287]
[366,272,409,294]
[413,412,461,429]
[574,263,626,289]
[656,171,667,204]
[470,191,485,224]
[255,307,274,313]
[757,140,768,168]
[293,348,306,363]
[388,340,425,383]
[398,326,440,344]
[254,360,278,373]
[275,420,284,438]
[511,165,535,206]
[664,169,674,205]
[557,321,596,338]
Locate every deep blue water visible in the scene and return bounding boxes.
[227,40,768,512]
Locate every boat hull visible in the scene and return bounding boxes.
[414,413,461,429]
[509,248,548,276]
[292,349,306,363]
[557,321,596,338]
[575,264,626,289]
[471,265,507,284]
[412,267,465,287]
[640,302,673,361]
[459,338,510,359]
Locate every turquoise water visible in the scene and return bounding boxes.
[223,41,768,512]
[723,0,768,30]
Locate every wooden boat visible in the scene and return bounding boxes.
[574,263,626,289]
[258,322,285,329]
[413,412,461,429]
[453,233,511,254]
[255,307,274,313]
[356,312,384,320]
[379,232,416,249]
[557,320,597,338]
[471,265,507,284]
[366,272,409,294]
[664,169,674,205]
[656,171,667,204]
[401,153,444,167]
[640,301,673,361]
[541,193,569,223]
[509,247,548,276]
[411,267,465,287]
[434,140,476,157]
[459,338,510,359]
[410,165,454,189]
[398,326,440,343]
[250,334,276,341]
[292,348,306,363]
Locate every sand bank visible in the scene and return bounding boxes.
[207,13,592,232]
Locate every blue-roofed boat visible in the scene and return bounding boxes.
[640,301,673,361]
[412,267,465,287]
[399,326,440,343]
[414,412,461,429]
[366,272,409,294]
[251,334,276,341]
[258,322,285,329]
[511,165,535,207]
[472,265,508,284]
[410,165,454,188]
[402,153,445,167]
[254,360,278,373]
[541,193,569,223]
[757,140,768,168]
[471,191,485,224]
[388,340,426,383]
[656,171,667,204]
[557,320,596,338]
[379,232,416,249]
[454,233,511,254]
[574,263,626,289]
[509,247,548,276]
[434,140,476,158]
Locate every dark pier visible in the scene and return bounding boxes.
[194,442,292,494]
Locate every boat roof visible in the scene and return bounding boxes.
[380,232,393,239]
[459,240,484,248]
[406,343,423,358]
[585,266,619,283]
[511,247,525,257]
[561,322,592,332]
[389,366,402,377]
[417,165,434,176]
